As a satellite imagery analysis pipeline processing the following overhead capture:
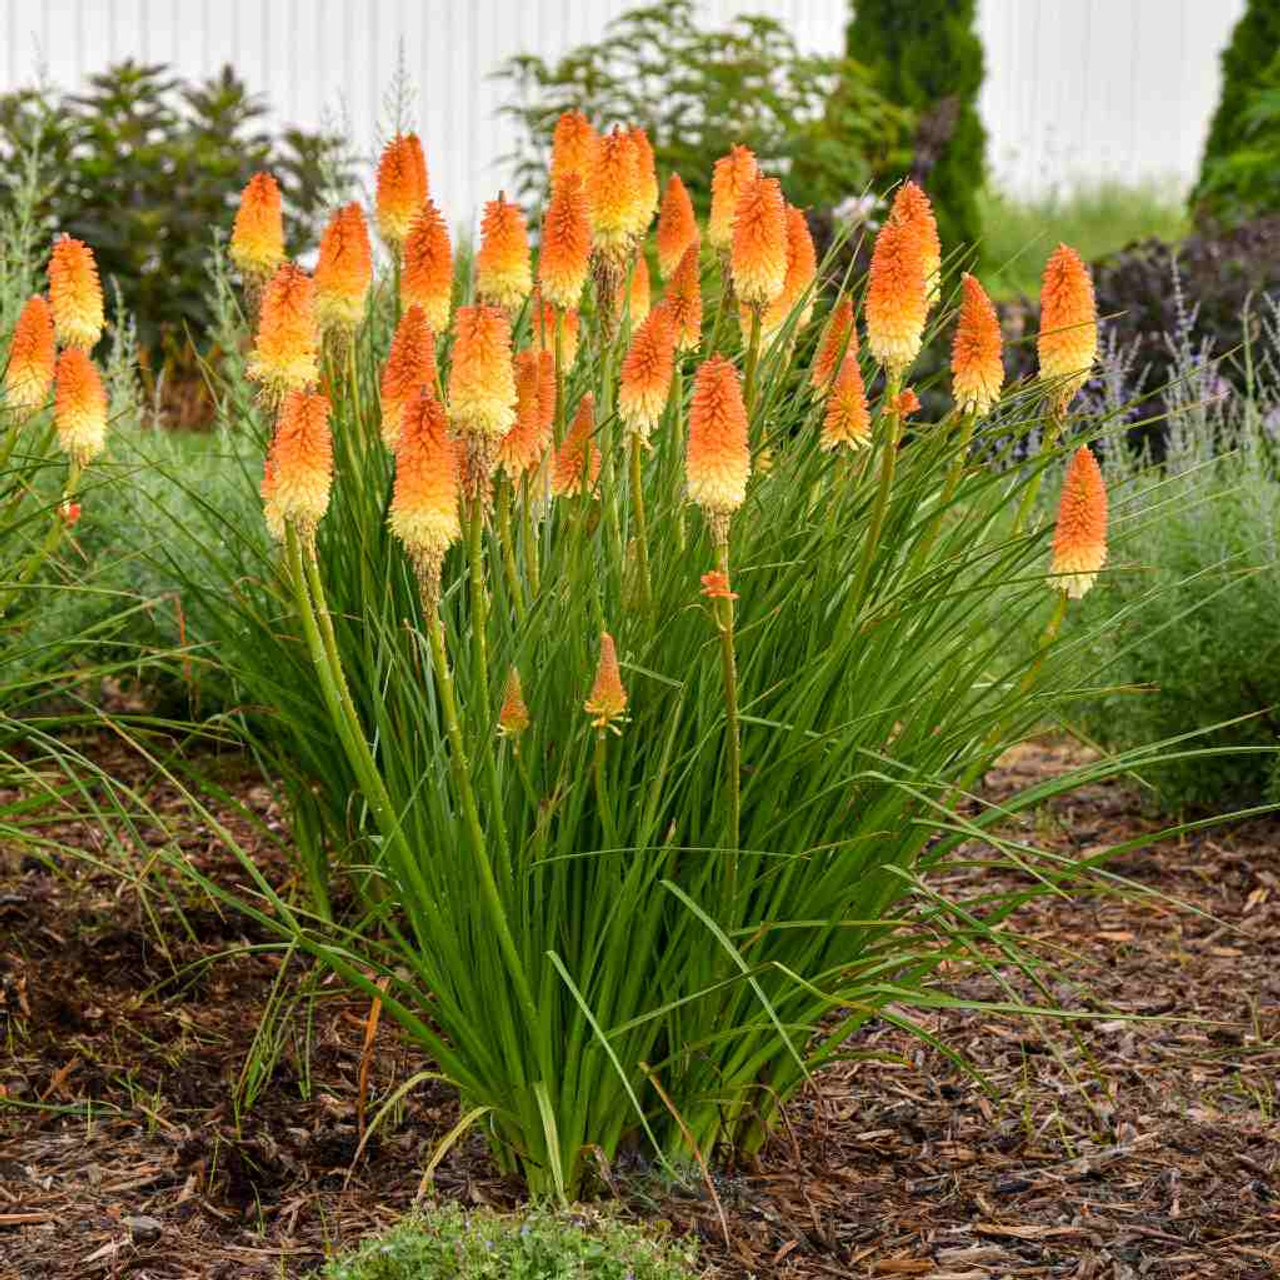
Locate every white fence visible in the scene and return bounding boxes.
[3,0,1247,230]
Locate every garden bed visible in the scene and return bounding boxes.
[1,737,1277,1279]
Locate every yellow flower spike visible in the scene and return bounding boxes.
[448,305,518,443]
[264,388,333,539]
[618,303,676,445]
[314,202,373,334]
[811,296,856,392]
[476,192,533,310]
[401,200,454,335]
[630,255,651,326]
[260,454,285,543]
[588,126,643,258]
[551,110,598,188]
[820,355,871,452]
[5,295,55,418]
[380,305,438,450]
[656,174,699,281]
[389,388,461,605]
[497,350,546,481]
[686,354,750,530]
[865,218,927,376]
[552,393,600,498]
[666,245,703,354]
[759,204,817,341]
[1038,244,1098,412]
[53,348,108,465]
[708,145,758,253]
[628,125,659,236]
[951,272,1004,418]
[538,174,592,311]
[247,263,320,402]
[1051,444,1108,599]
[730,176,787,312]
[230,172,285,284]
[376,133,429,253]
[47,235,105,351]
[498,666,531,740]
[584,631,628,733]
[888,180,941,305]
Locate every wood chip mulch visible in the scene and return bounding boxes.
[0,735,1277,1278]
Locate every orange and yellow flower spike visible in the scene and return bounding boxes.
[539,175,592,311]
[314,202,373,334]
[389,388,461,603]
[730,175,788,312]
[247,263,320,401]
[629,254,651,326]
[376,132,429,253]
[1038,244,1097,412]
[48,236,105,351]
[951,272,1003,418]
[666,245,703,354]
[759,204,817,341]
[708,145,758,253]
[820,356,871,452]
[230,172,285,284]
[657,174,699,281]
[628,125,659,237]
[1051,444,1107,598]
[584,631,628,733]
[401,200,453,334]
[588,126,643,258]
[53,348,107,465]
[448,305,517,442]
[476,193,533,311]
[263,388,333,539]
[811,296,856,393]
[380,304,438,449]
[551,110,598,189]
[865,219,927,377]
[5,295,55,418]
[687,354,750,531]
[618,303,675,445]
[551,393,600,498]
[888,180,941,305]
[497,350,547,481]
[498,666,531,740]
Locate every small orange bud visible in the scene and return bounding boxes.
[630,255,651,326]
[892,387,920,418]
[686,354,750,523]
[730,176,787,310]
[48,235,105,351]
[618,304,675,443]
[551,111,598,188]
[1038,244,1097,411]
[666,245,703,353]
[401,200,453,334]
[657,174,700,280]
[54,348,108,465]
[699,570,737,600]
[951,273,1003,418]
[380,305,438,449]
[820,356,871,452]
[539,175,592,311]
[247,263,320,400]
[448,305,517,440]
[5,295,55,418]
[865,219,927,375]
[498,666,531,739]
[314,202,372,333]
[811,296,856,392]
[476,193,533,310]
[888,181,941,304]
[709,145,758,252]
[230,172,285,282]
[584,631,628,732]
[1051,444,1108,598]
[552,393,600,498]
[265,389,333,537]
[376,133,429,251]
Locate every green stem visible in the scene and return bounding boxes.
[913,411,976,571]
[1013,404,1064,535]
[553,309,567,447]
[497,480,526,623]
[708,250,731,357]
[467,492,491,716]
[743,308,762,423]
[714,535,741,875]
[849,372,902,608]
[628,433,652,611]
[593,732,617,850]
[672,359,687,552]
[598,338,624,577]
[521,473,540,596]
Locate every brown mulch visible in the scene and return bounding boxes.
[0,735,1277,1279]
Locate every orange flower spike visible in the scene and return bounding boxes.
[551,110,598,188]
[618,303,676,445]
[314,202,373,333]
[865,219,928,376]
[267,389,334,537]
[47,235,105,351]
[497,350,545,480]
[951,272,1004,418]
[230,172,285,283]
[888,180,941,305]
[247,263,320,399]
[628,125,659,235]
[401,200,453,334]
[588,127,643,256]
[1038,244,1098,411]
[5,295,55,418]
[666,244,703,353]
[1051,444,1108,598]
[376,133,429,252]
[448,305,517,441]
[686,354,750,523]
[497,666,531,740]
[539,174,592,311]
[389,389,461,601]
[53,349,108,465]
[536,349,556,444]
[730,175,788,311]
[630,255,651,326]
[584,631,628,733]
[760,204,817,340]
[551,393,600,498]
[811,296,856,392]
[708,145,758,253]
[476,193,533,310]
[657,174,699,280]
[380,305,437,449]
[820,356,871,452]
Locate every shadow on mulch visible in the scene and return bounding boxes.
[0,736,1277,1279]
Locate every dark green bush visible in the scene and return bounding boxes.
[845,0,986,250]
[497,0,913,217]
[0,61,347,360]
